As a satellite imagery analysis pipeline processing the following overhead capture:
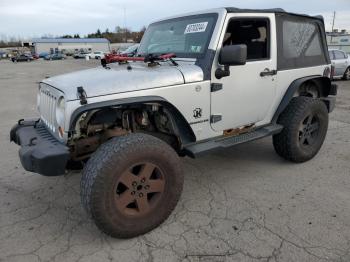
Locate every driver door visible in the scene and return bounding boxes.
[210,14,277,132]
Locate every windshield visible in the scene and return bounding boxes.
[138,13,218,58]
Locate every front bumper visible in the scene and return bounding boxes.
[10,119,69,176]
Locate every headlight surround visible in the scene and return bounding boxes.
[56,96,65,128]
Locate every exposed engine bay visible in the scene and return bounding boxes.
[69,104,179,160]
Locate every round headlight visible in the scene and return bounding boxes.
[56,96,65,128]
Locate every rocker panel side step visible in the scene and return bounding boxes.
[184,124,283,157]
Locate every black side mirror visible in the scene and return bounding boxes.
[216,44,247,79]
[219,44,247,65]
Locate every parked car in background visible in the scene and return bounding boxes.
[86,51,105,59]
[44,53,66,60]
[73,51,89,59]
[62,50,75,56]
[119,44,139,57]
[39,52,49,58]
[31,54,39,59]
[329,49,350,80]
[11,54,34,62]
[0,51,6,58]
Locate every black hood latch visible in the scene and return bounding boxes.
[77,86,87,105]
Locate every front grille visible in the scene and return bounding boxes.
[39,83,62,133]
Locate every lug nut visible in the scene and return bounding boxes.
[131,191,135,195]
[139,193,143,197]
[141,178,146,183]
[132,181,137,187]
[144,185,150,190]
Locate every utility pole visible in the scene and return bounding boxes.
[331,11,336,43]
[124,7,127,43]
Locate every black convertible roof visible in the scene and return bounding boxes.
[225,7,324,22]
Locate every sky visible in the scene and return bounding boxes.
[1,0,350,40]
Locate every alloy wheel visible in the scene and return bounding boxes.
[114,162,165,216]
[298,114,320,147]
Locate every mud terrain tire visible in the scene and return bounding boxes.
[81,133,183,238]
[273,97,329,163]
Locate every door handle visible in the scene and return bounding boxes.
[260,68,277,77]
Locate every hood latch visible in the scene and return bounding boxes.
[77,86,87,105]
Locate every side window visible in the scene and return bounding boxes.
[223,18,269,60]
[276,15,328,70]
[282,21,321,59]
[334,51,346,60]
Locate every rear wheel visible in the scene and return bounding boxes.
[343,67,350,80]
[81,133,184,238]
[273,97,329,163]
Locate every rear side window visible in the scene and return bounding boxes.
[276,15,328,70]
[334,50,346,59]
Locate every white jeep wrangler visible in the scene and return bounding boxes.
[11,7,337,238]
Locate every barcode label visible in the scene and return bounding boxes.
[184,22,208,34]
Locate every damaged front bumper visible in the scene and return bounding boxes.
[10,119,69,176]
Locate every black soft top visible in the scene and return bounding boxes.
[225,7,324,22]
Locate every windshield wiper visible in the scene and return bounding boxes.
[144,53,178,66]
[102,53,177,67]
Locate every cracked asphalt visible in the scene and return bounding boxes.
[1,59,350,262]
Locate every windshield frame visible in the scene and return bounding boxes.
[138,13,219,59]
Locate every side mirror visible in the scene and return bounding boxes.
[216,44,247,79]
[219,44,247,65]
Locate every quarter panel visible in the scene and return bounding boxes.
[257,65,328,126]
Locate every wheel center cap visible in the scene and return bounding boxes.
[137,185,143,191]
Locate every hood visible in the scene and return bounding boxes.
[43,62,203,101]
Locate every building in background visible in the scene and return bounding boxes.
[327,30,350,54]
[24,38,110,55]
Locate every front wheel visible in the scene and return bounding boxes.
[80,133,184,238]
[273,97,329,163]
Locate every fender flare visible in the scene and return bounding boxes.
[272,76,333,123]
[68,95,196,145]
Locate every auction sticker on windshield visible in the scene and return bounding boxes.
[184,22,208,34]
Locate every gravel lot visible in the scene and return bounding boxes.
[1,59,350,262]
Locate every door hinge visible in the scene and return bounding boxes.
[211,114,222,123]
[211,83,223,92]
